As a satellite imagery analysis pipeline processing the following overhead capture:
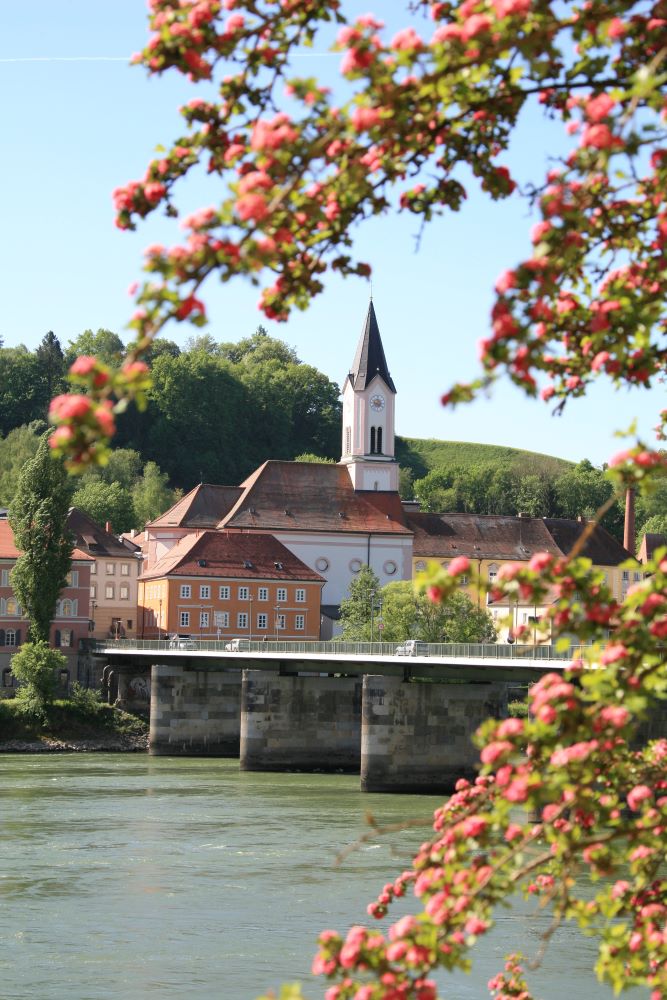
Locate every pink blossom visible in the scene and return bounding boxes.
[607,17,627,37]
[591,350,610,372]
[599,705,630,728]
[550,740,598,766]
[528,551,552,572]
[627,785,653,811]
[49,394,93,422]
[236,193,270,222]
[481,740,514,765]
[505,823,523,841]
[464,916,488,935]
[494,0,532,15]
[461,14,492,39]
[495,269,517,293]
[585,94,616,122]
[351,106,382,131]
[448,556,470,576]
[238,171,273,195]
[432,23,463,42]
[497,717,523,738]
[600,643,628,664]
[504,777,529,802]
[391,27,423,50]
[580,123,615,149]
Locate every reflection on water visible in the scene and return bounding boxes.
[0,755,646,1000]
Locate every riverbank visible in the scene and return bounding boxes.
[0,697,149,752]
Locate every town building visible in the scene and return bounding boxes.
[138,530,325,641]
[67,507,143,640]
[0,512,93,690]
[139,302,413,635]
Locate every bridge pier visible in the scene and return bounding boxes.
[240,669,362,772]
[150,663,242,756]
[360,675,509,793]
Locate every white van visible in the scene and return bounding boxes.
[395,639,429,657]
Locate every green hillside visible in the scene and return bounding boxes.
[395,436,573,481]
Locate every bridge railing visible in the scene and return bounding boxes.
[89,638,590,661]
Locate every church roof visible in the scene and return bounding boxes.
[219,461,411,535]
[147,483,243,529]
[140,530,325,583]
[346,301,396,393]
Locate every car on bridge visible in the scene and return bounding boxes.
[168,634,198,650]
[395,639,429,657]
[224,638,250,652]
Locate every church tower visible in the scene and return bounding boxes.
[340,301,399,492]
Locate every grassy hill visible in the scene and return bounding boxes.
[395,436,574,481]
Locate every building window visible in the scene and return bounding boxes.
[90,584,97,599]
[60,629,72,648]
[257,613,267,629]
[60,598,74,617]
[295,588,305,602]
[6,630,16,647]
[295,615,305,630]
[200,585,210,599]
[215,611,229,628]
[277,614,286,630]
[90,563,96,576]
[66,570,79,587]
[219,586,230,600]
[127,620,133,630]
[383,561,397,576]
[277,588,287,602]
[238,586,249,600]
[180,584,192,599]
[200,611,209,628]
[106,563,115,575]
[105,585,114,600]
[633,571,641,582]
[415,560,426,572]
[258,587,268,601]
[121,563,130,576]
[488,564,498,583]
[1,569,9,587]
[622,570,630,581]
[179,611,190,628]
[120,585,129,600]
[6,598,19,616]
[459,575,469,585]
[237,612,248,629]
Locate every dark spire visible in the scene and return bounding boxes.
[347,301,396,393]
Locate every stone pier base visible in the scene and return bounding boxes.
[149,664,242,756]
[361,675,508,793]
[240,669,361,772]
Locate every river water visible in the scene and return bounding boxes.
[0,755,646,1000]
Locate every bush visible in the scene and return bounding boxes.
[68,682,102,716]
[10,640,65,722]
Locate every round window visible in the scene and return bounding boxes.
[349,558,363,573]
[383,560,397,575]
[415,560,426,572]
[315,557,329,572]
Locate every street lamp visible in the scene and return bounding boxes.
[274,604,281,640]
[249,595,253,641]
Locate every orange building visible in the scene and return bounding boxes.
[138,530,325,641]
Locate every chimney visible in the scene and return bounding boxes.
[623,487,636,554]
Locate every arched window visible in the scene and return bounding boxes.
[60,599,73,617]
[370,426,376,454]
[377,427,383,454]
[6,598,18,616]
[488,563,499,582]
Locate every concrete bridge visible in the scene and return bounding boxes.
[90,639,582,793]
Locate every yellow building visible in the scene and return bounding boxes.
[405,512,639,634]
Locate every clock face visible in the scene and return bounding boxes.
[369,393,385,412]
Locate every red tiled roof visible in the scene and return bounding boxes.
[148,483,242,529]
[0,518,92,561]
[140,530,326,583]
[407,513,560,561]
[68,507,138,558]
[221,461,412,535]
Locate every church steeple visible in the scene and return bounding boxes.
[340,302,399,492]
[346,300,396,393]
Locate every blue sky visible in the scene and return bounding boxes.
[0,2,662,467]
